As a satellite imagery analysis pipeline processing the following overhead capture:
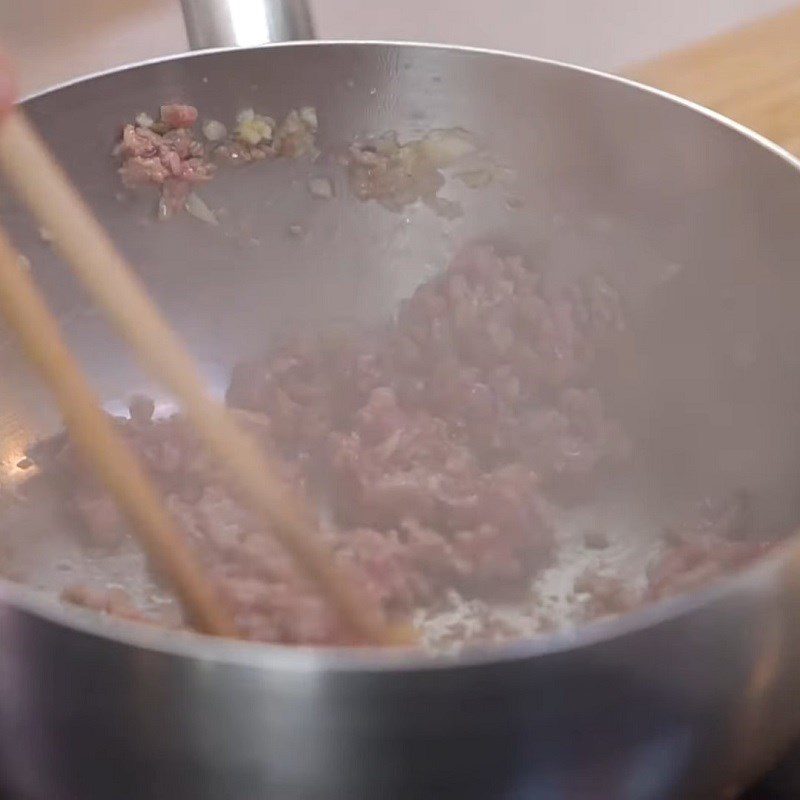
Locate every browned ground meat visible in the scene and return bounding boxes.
[27,247,779,647]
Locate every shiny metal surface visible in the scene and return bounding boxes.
[180,0,315,49]
[2,37,800,800]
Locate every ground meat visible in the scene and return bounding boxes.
[31,246,781,648]
[328,390,553,592]
[384,249,630,489]
[647,494,774,601]
[116,105,318,218]
[647,538,773,601]
[160,103,198,130]
[574,570,639,618]
[227,328,384,456]
[166,487,350,644]
[229,247,630,492]
[118,114,214,219]
[51,409,349,644]
[62,585,156,624]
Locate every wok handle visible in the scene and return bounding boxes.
[179,0,315,50]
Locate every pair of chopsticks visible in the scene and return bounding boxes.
[0,109,403,646]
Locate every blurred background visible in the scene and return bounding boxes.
[0,0,794,96]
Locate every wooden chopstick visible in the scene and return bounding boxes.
[0,110,404,646]
[0,225,237,637]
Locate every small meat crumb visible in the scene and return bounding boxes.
[160,104,199,129]
[61,585,163,625]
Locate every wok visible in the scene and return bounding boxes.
[2,0,800,797]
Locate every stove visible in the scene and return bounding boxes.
[3,747,800,799]
[743,746,800,799]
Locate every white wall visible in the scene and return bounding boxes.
[0,0,794,95]
[316,0,794,68]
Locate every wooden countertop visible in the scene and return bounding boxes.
[627,5,800,156]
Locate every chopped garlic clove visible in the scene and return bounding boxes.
[202,119,228,142]
[184,192,218,225]
[308,177,334,199]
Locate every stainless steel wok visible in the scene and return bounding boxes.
[2,1,800,797]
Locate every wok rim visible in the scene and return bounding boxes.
[3,39,799,673]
